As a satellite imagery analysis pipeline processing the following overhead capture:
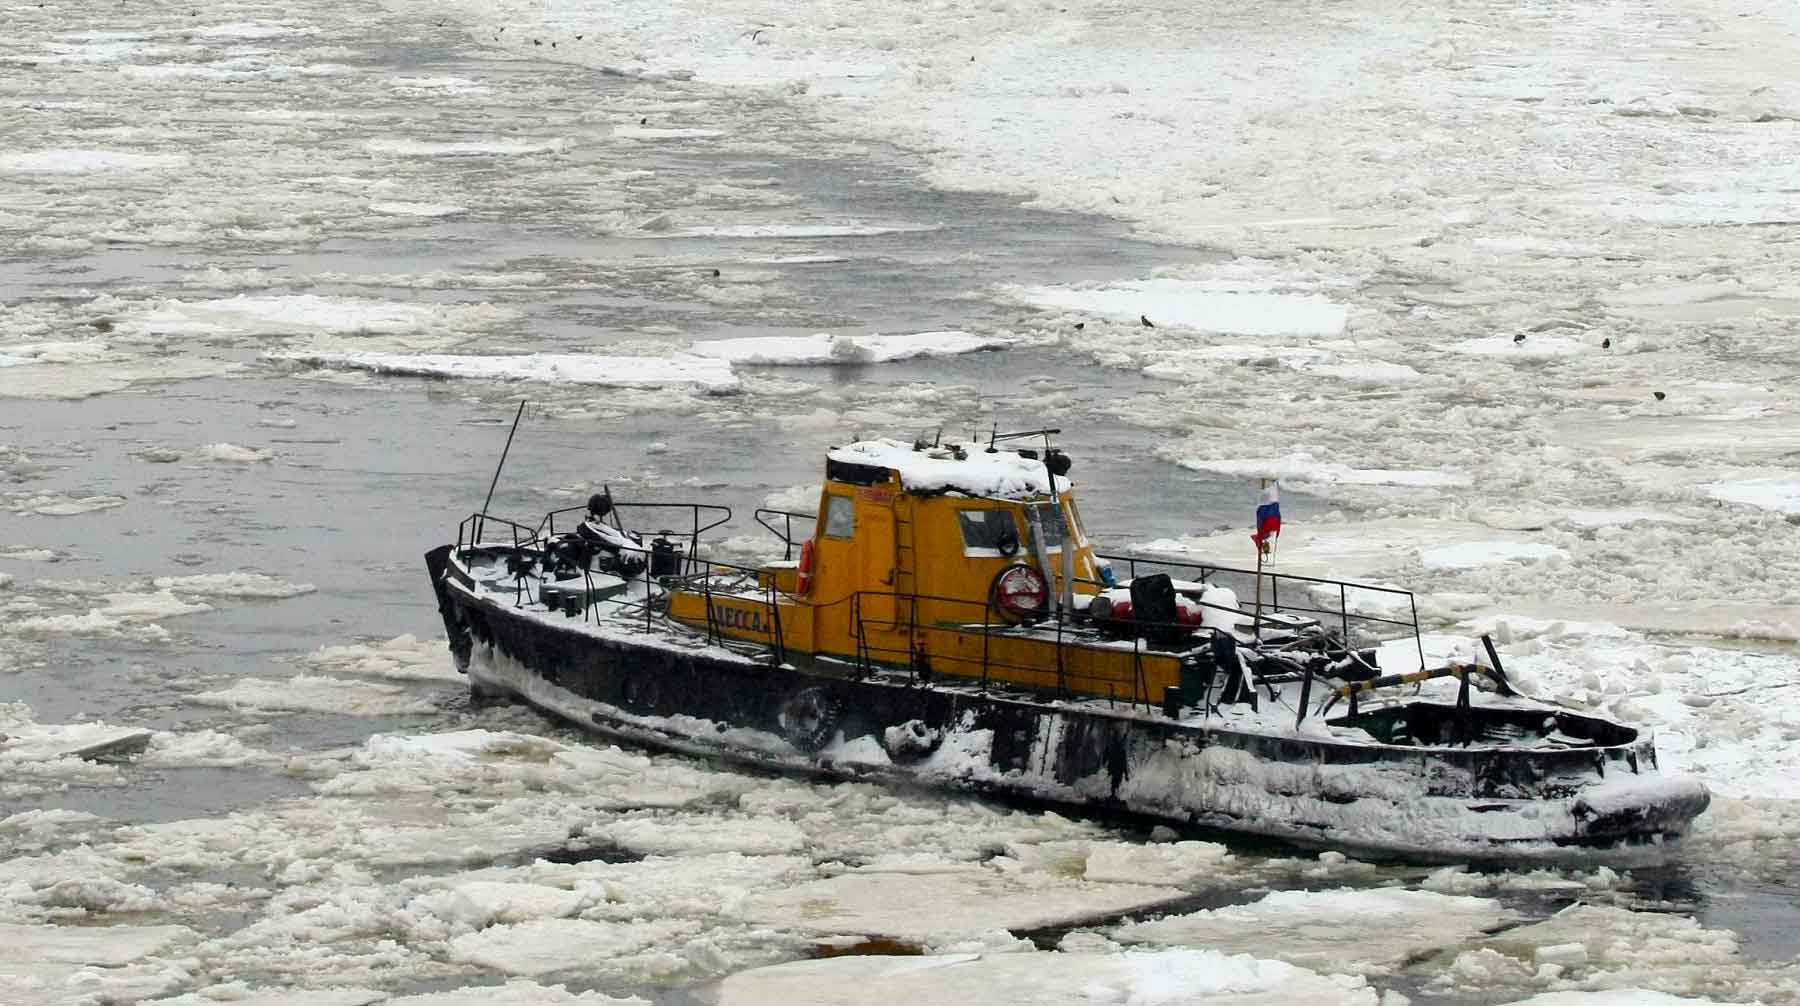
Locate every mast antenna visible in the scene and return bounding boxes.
[481,400,527,516]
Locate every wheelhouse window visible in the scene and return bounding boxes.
[823,495,856,538]
[957,508,1021,556]
[1030,501,1068,550]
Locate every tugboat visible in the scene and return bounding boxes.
[425,431,1708,861]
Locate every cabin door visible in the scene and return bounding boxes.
[855,486,899,630]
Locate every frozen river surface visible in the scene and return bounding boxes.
[3,0,1800,1003]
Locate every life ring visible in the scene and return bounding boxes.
[796,538,815,594]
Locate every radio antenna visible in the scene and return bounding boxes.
[481,399,527,515]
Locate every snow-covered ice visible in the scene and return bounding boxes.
[272,351,741,394]
[738,867,1184,944]
[709,948,1378,1006]
[1010,279,1348,337]
[690,330,1010,366]
[1114,888,1512,977]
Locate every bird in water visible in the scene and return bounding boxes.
[1140,315,1154,328]
[1074,322,1085,331]
[1653,391,1666,401]
[1513,332,1526,344]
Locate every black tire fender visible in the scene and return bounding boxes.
[778,686,840,753]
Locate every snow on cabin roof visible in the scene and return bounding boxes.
[826,438,1070,499]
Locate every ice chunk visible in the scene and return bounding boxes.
[149,990,387,1006]
[1500,992,1726,1005]
[153,572,314,598]
[448,917,699,976]
[736,867,1183,943]
[270,351,740,394]
[590,816,807,857]
[690,331,1010,365]
[1011,279,1348,337]
[0,721,153,763]
[1418,541,1566,571]
[1114,888,1510,976]
[365,137,568,156]
[0,149,188,173]
[131,294,501,338]
[1706,475,1800,515]
[198,442,272,463]
[388,980,648,1005]
[661,223,936,238]
[0,922,192,1005]
[370,201,468,217]
[708,948,1377,1005]
[299,634,459,682]
[191,674,445,717]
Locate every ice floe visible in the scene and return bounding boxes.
[152,572,317,598]
[369,201,468,217]
[270,351,741,394]
[689,330,1009,365]
[1114,888,1511,977]
[0,149,189,173]
[297,634,460,683]
[199,442,274,463]
[1707,475,1800,515]
[737,867,1184,944]
[1011,278,1348,337]
[0,921,194,1005]
[128,295,505,341]
[708,948,1378,1006]
[662,223,936,239]
[191,675,448,718]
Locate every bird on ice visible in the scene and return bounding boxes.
[1140,315,1154,328]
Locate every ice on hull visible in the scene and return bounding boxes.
[427,547,1706,863]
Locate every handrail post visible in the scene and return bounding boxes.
[702,571,717,644]
[1411,594,1425,675]
[767,582,785,667]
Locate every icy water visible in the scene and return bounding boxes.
[3,0,1799,1004]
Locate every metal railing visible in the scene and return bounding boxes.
[538,500,731,569]
[844,588,1163,709]
[754,507,816,560]
[1101,550,1425,671]
[452,506,1435,716]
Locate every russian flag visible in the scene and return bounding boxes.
[1251,481,1281,548]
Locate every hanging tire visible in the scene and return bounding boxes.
[778,686,840,753]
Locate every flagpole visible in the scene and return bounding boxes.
[1252,478,1266,641]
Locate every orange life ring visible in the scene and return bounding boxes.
[796,538,815,594]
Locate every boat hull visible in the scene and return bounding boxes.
[428,547,1708,863]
